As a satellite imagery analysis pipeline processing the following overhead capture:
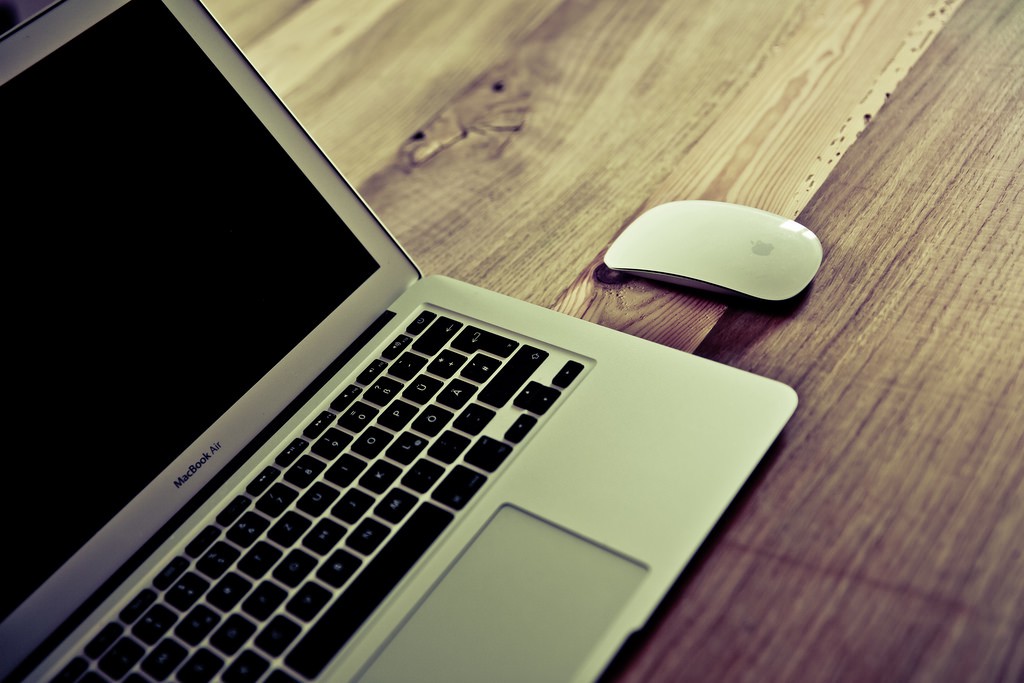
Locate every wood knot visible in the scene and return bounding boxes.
[593,262,631,285]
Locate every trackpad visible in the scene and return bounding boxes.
[356,505,647,683]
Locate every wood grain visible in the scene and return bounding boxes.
[207,0,558,187]
[209,0,965,335]
[605,0,1024,680]
[352,0,817,306]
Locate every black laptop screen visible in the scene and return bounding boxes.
[0,0,379,621]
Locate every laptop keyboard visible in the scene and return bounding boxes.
[53,310,586,682]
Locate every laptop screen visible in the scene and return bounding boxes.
[1,0,379,621]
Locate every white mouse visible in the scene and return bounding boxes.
[604,200,823,302]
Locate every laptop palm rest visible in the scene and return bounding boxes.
[356,505,648,683]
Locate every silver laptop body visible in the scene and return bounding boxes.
[0,1,798,680]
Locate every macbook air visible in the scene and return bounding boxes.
[0,1,798,680]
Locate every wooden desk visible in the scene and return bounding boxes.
[206,0,1023,679]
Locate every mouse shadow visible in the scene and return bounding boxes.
[699,280,815,318]
[597,265,815,319]
[688,280,817,365]
[594,267,816,365]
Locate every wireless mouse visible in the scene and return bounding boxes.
[604,200,823,301]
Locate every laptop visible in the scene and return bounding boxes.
[0,1,798,680]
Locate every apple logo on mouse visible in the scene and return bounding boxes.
[751,240,774,256]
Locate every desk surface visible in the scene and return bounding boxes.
[206,0,1022,680]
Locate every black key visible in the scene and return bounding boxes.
[460,354,501,383]
[364,376,404,406]
[238,541,283,579]
[273,549,319,587]
[411,405,454,437]
[120,589,156,624]
[377,399,419,431]
[141,639,188,680]
[302,411,336,440]
[464,436,514,472]
[285,455,326,488]
[346,518,390,555]
[268,511,312,547]
[385,433,427,464]
[287,582,332,621]
[237,536,301,581]
[339,402,379,431]
[196,541,241,580]
[177,648,223,683]
[84,622,123,659]
[210,614,257,656]
[175,604,221,645]
[359,461,401,494]
[388,352,427,381]
[242,582,287,621]
[426,350,468,378]
[166,573,210,611]
[432,466,487,510]
[311,428,352,460]
[132,604,177,644]
[325,454,368,488]
[316,549,362,588]
[332,489,374,524]
[505,414,538,443]
[53,658,88,683]
[428,430,470,463]
[356,359,388,386]
[223,650,269,683]
[381,334,413,360]
[478,346,548,408]
[227,512,270,548]
[256,483,299,517]
[411,316,462,355]
[401,375,443,405]
[513,381,561,415]
[184,525,219,558]
[552,360,584,388]
[405,311,436,335]
[452,404,496,436]
[352,426,393,458]
[297,482,341,517]
[303,518,346,555]
[255,615,301,657]
[246,466,280,497]
[97,637,144,678]
[153,557,188,591]
[329,385,361,413]
[436,378,476,410]
[285,503,454,678]
[274,438,308,468]
[375,488,418,523]
[216,495,253,527]
[451,326,518,357]
[402,459,444,493]
[207,572,253,612]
